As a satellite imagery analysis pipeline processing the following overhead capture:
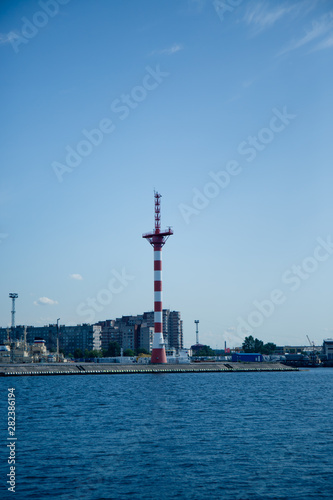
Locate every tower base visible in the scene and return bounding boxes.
[151,348,167,364]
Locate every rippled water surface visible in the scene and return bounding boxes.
[1,368,332,499]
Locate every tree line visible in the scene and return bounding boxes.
[194,337,277,357]
[66,342,149,360]
[242,335,276,355]
[64,337,277,360]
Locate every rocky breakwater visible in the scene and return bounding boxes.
[0,362,298,376]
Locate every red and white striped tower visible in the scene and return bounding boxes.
[143,192,173,364]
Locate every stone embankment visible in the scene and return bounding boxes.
[0,362,298,376]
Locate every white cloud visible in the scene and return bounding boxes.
[278,11,333,55]
[34,297,58,306]
[243,1,319,36]
[0,32,19,46]
[150,43,184,56]
[69,273,83,280]
[243,2,298,33]
[312,33,333,51]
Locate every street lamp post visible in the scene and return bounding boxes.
[56,319,60,362]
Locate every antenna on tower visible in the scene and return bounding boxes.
[9,293,18,329]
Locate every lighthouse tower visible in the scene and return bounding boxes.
[142,192,173,364]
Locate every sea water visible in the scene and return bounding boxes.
[1,368,332,499]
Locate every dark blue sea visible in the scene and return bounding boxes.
[1,368,333,500]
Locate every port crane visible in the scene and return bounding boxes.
[306,335,317,366]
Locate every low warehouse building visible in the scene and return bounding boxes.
[232,353,263,362]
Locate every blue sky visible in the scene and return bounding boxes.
[1,0,333,348]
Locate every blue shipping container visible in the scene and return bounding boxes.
[232,353,263,362]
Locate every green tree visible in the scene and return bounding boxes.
[242,336,255,352]
[254,338,264,352]
[135,348,149,355]
[242,336,264,353]
[74,348,83,359]
[261,342,277,355]
[195,345,215,357]
[104,341,121,357]
[124,349,135,357]
[242,336,276,354]
[90,350,103,358]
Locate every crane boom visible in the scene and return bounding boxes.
[306,334,316,366]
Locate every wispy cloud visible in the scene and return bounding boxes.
[36,316,53,325]
[34,297,58,306]
[243,2,298,34]
[188,0,207,12]
[0,32,18,46]
[313,34,333,51]
[70,273,83,280]
[150,43,184,56]
[278,11,333,55]
[243,1,319,36]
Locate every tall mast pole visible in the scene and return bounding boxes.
[57,318,60,362]
[143,192,173,364]
[194,320,199,345]
[9,293,18,329]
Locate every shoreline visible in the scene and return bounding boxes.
[0,362,298,376]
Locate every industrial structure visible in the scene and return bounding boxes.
[9,293,18,329]
[194,320,199,344]
[143,192,173,364]
[0,327,60,364]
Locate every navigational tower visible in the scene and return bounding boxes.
[143,192,173,363]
